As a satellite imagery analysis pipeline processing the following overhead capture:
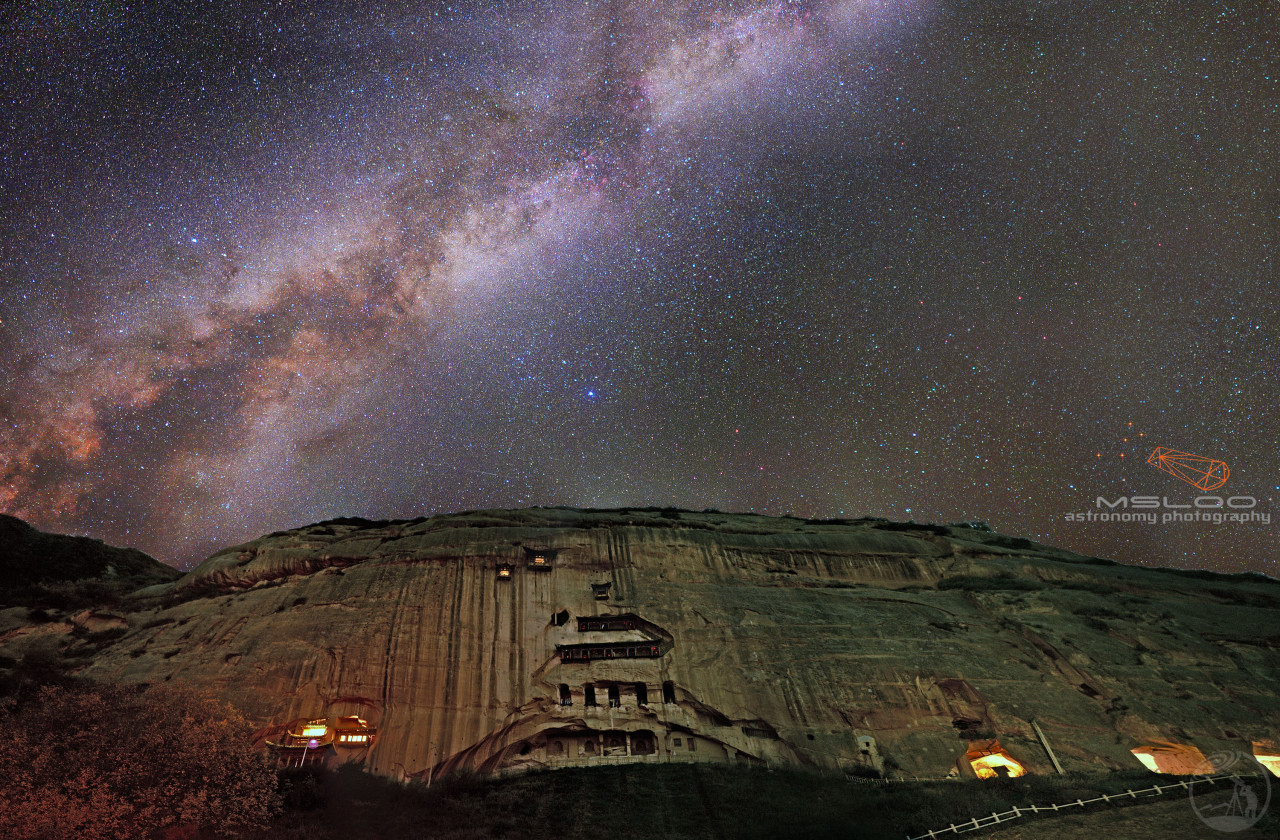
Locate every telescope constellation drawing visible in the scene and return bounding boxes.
[1147,447,1230,492]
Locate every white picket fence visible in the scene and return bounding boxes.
[906,775,1229,839]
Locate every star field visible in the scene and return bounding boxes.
[2,0,1277,572]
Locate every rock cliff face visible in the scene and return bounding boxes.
[20,508,1280,781]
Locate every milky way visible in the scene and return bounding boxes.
[2,0,1277,572]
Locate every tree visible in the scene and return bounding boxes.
[0,681,278,839]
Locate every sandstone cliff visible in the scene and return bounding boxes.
[7,508,1278,782]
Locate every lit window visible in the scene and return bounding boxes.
[966,741,1027,779]
[1254,743,1280,777]
[970,753,1026,779]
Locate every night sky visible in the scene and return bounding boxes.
[2,0,1277,573]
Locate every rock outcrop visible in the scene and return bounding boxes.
[9,508,1279,782]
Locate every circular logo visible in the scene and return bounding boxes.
[1189,751,1272,833]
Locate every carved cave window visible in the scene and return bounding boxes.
[632,732,656,755]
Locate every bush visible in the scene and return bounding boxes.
[1058,580,1116,594]
[28,579,124,610]
[278,765,329,812]
[0,682,278,839]
[1074,605,1122,619]
[937,575,1043,592]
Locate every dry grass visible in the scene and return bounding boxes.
[243,764,1280,840]
[982,787,1277,840]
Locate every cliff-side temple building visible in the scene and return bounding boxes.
[69,508,1279,783]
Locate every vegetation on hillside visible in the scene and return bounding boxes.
[0,682,278,840]
[0,514,180,609]
[243,762,1255,840]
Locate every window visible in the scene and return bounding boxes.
[673,738,682,747]
[662,681,676,704]
[634,682,648,705]
[559,684,571,706]
[688,738,696,752]
[584,684,596,706]
[584,740,596,755]
[608,685,620,707]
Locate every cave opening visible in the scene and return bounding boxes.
[966,740,1027,779]
[603,731,628,756]
[662,681,676,704]
[1130,742,1209,774]
[632,730,657,755]
[1253,742,1280,777]
[559,683,571,706]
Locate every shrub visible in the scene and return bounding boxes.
[937,575,1043,592]
[0,682,278,839]
[1058,580,1116,594]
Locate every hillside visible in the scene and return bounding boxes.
[2,508,1277,789]
[0,514,181,609]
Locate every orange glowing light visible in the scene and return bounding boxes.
[965,741,1027,779]
[1131,742,1211,774]
[1253,742,1280,777]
